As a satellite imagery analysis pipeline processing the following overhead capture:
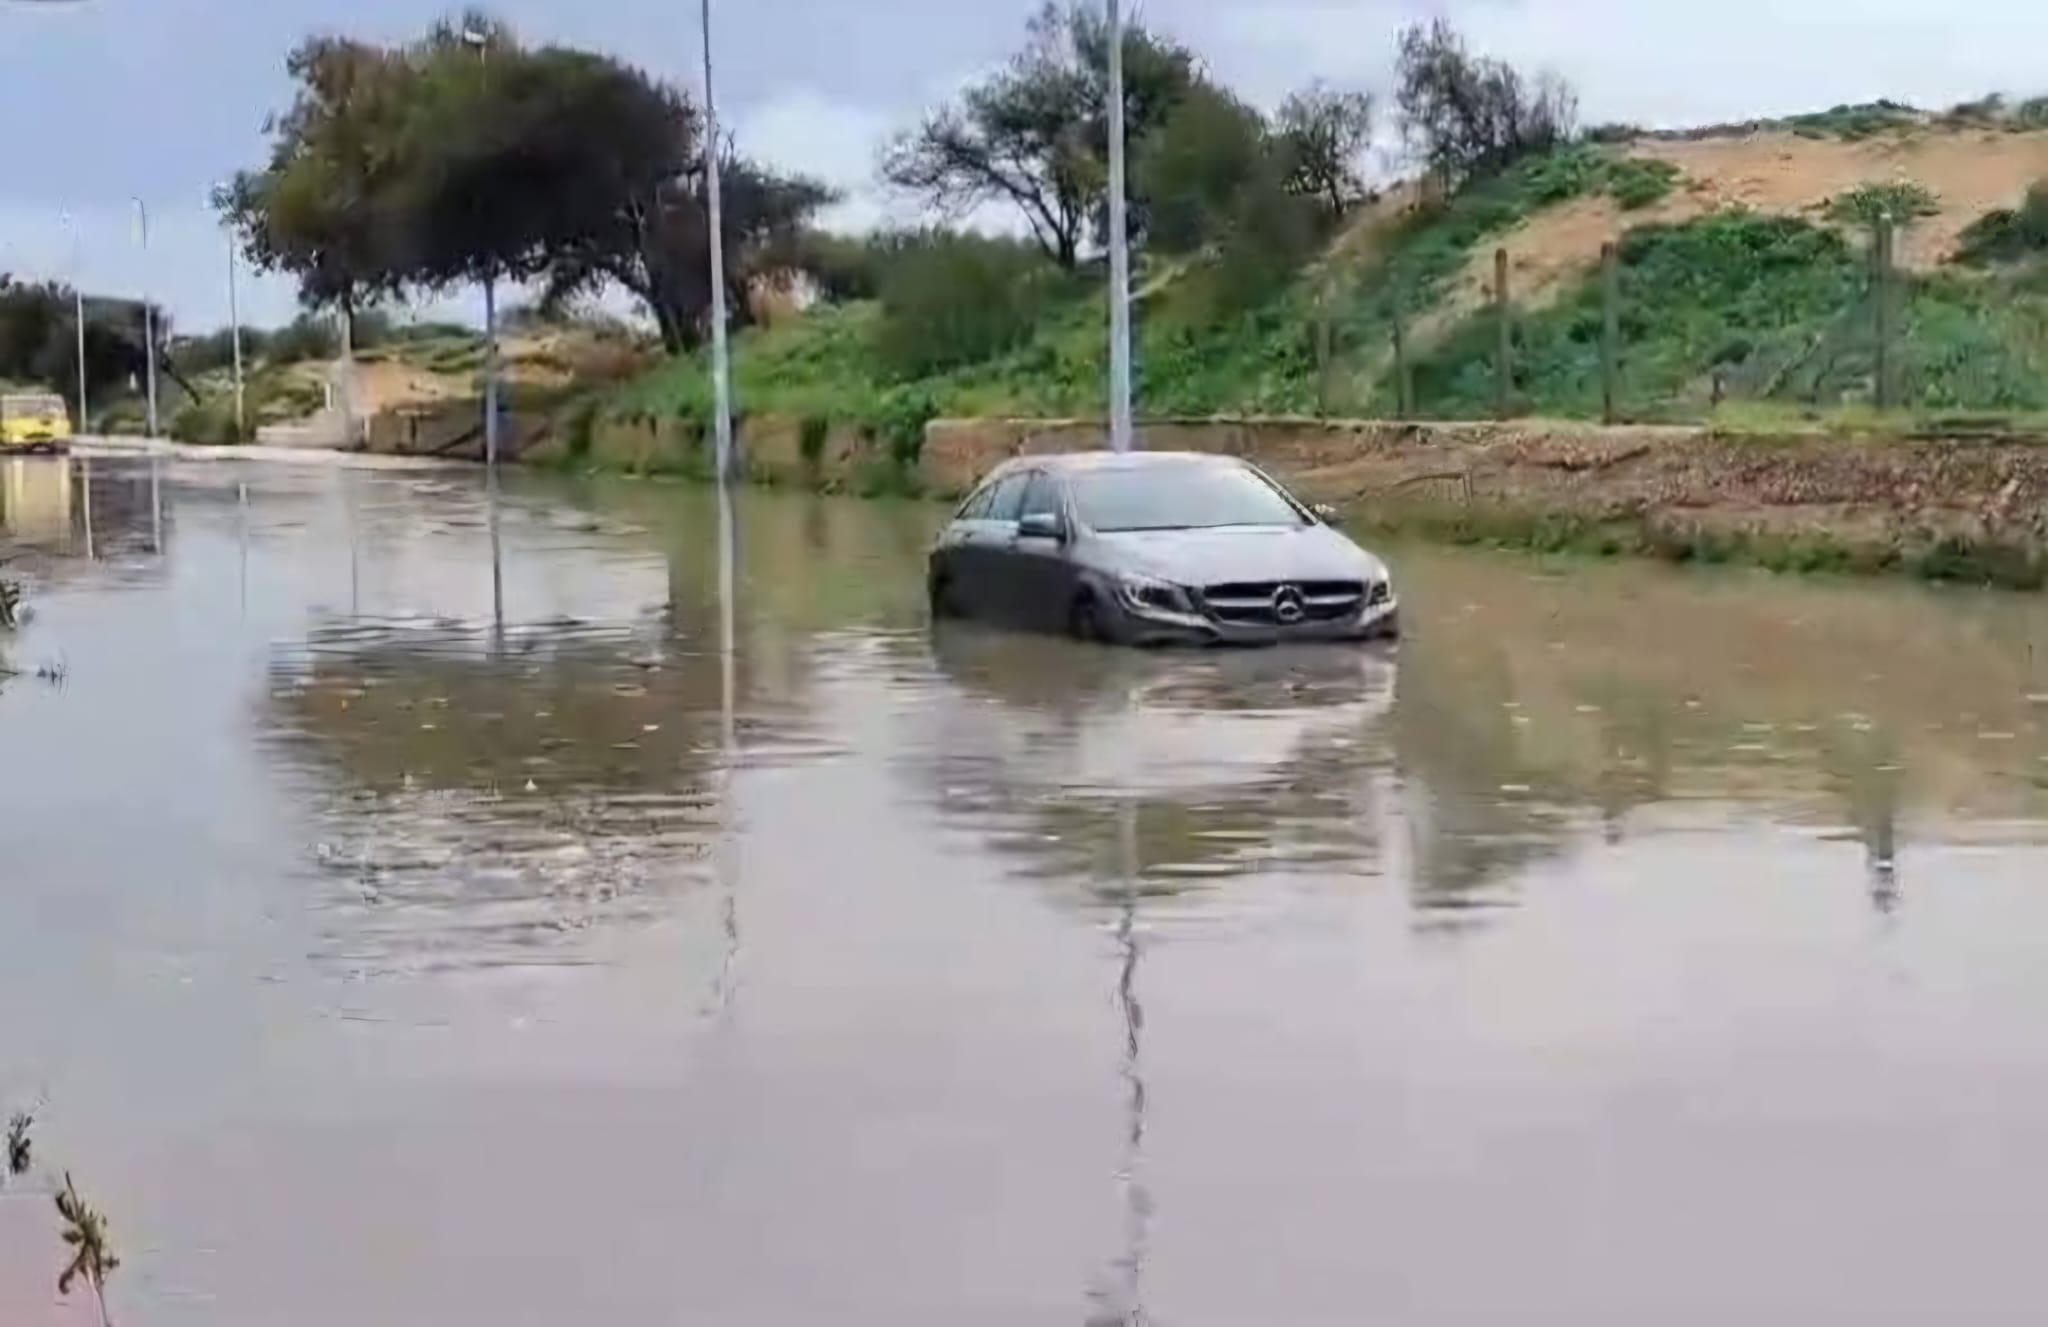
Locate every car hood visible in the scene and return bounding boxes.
[1091,524,1384,587]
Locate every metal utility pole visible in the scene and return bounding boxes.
[461,28,501,474]
[1493,247,1512,421]
[1600,242,1621,425]
[67,212,88,432]
[1873,213,1894,412]
[227,219,247,439]
[136,199,158,438]
[1105,0,1135,453]
[700,0,735,482]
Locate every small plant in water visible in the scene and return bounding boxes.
[56,1172,120,1327]
[6,1111,31,1180]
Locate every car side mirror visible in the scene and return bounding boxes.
[1017,511,1068,542]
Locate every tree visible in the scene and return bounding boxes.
[0,277,167,415]
[883,2,1196,269]
[1136,82,1270,254]
[1395,19,1576,189]
[4,1112,28,1179]
[55,1173,119,1327]
[226,17,835,355]
[1278,85,1376,219]
[216,36,413,324]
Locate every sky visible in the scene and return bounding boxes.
[4,0,2048,331]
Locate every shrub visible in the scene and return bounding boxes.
[264,314,340,364]
[169,395,249,446]
[2016,96,2048,129]
[1954,184,2048,265]
[799,414,831,465]
[1585,122,1643,144]
[1825,183,1941,230]
[867,388,937,473]
[1784,101,1919,141]
[1606,158,1682,210]
[872,231,1068,378]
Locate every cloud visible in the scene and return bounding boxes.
[0,200,304,331]
[736,90,898,233]
[1214,0,2048,128]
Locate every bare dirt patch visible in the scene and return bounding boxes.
[1421,128,2048,344]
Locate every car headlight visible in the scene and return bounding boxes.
[1117,573,1193,616]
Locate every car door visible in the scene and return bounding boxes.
[932,480,994,612]
[956,471,1030,620]
[1007,470,1079,633]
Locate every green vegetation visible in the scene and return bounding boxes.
[1826,182,1941,230]
[219,15,831,354]
[1351,501,2048,591]
[1783,100,1920,141]
[56,1172,119,1327]
[1955,183,2048,266]
[1404,212,1864,417]
[1393,205,2048,420]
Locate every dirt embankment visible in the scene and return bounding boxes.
[1422,128,2048,337]
[924,417,2048,579]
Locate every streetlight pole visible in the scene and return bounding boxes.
[135,198,159,438]
[226,212,246,440]
[462,27,500,477]
[700,0,735,483]
[66,211,88,432]
[1105,0,1135,454]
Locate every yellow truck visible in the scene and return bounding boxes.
[0,392,73,455]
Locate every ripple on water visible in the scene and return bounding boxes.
[261,614,821,978]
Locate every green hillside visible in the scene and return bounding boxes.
[604,128,2048,443]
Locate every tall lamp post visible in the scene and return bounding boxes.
[699,0,735,483]
[221,189,246,440]
[135,199,159,437]
[1105,0,1135,454]
[63,210,88,432]
[461,26,501,477]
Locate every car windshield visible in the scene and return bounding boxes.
[1072,463,1306,533]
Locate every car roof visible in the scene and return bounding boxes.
[985,450,1247,480]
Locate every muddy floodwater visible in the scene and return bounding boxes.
[10,454,2048,1325]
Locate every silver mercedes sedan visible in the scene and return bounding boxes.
[927,451,1399,646]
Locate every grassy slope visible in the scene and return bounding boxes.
[607,115,2048,434]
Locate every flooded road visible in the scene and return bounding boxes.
[8,454,2048,1325]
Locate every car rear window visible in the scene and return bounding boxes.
[2,395,65,419]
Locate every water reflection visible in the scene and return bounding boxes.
[912,629,1402,896]
[0,455,165,567]
[24,467,2048,1326]
[265,614,725,975]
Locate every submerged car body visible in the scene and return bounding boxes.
[927,451,1399,646]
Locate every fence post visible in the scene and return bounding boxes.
[1600,242,1620,426]
[1392,304,1412,420]
[1494,247,1512,420]
[1315,275,1336,417]
[1872,213,1894,412]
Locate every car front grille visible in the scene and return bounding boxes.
[1200,580,1366,625]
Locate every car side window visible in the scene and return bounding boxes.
[956,483,996,520]
[1018,473,1061,521]
[985,473,1030,523]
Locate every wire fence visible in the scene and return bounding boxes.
[1308,213,2048,430]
